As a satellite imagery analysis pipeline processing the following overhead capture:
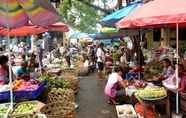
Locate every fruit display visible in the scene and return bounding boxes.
[48,88,75,103]
[11,101,45,116]
[12,103,36,115]
[136,87,167,100]
[12,79,39,91]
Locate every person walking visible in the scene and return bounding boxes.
[96,43,105,79]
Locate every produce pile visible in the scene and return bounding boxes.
[136,87,167,100]
[60,74,79,92]
[143,61,163,81]
[12,102,36,114]
[38,75,70,89]
[13,79,40,91]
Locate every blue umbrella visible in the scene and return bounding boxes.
[100,2,142,27]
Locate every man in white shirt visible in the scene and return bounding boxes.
[96,43,105,72]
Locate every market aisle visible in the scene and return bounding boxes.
[76,73,117,118]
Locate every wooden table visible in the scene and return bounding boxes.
[141,97,170,118]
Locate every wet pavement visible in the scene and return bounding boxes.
[76,73,117,118]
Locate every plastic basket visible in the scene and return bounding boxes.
[14,81,47,100]
[0,90,11,101]
[0,81,47,101]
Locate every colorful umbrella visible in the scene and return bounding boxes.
[0,0,59,28]
[116,0,186,28]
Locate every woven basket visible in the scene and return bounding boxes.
[48,88,75,103]
[40,102,75,118]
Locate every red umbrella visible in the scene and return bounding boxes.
[0,26,48,36]
[116,0,186,28]
[48,22,69,32]
[0,22,69,36]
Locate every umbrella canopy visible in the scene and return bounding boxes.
[100,2,142,27]
[48,22,69,32]
[0,26,47,36]
[0,22,69,36]
[116,0,186,28]
[0,0,59,28]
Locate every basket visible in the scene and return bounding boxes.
[10,101,45,118]
[48,88,75,103]
[40,102,75,118]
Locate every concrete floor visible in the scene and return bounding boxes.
[76,73,117,118]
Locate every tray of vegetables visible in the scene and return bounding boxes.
[0,103,12,118]
[135,87,167,101]
[10,101,45,118]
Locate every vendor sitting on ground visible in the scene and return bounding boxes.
[154,58,174,80]
[163,64,186,92]
[0,55,9,84]
[104,66,128,104]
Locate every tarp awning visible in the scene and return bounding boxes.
[100,2,142,27]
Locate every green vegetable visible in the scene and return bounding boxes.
[13,103,35,114]
[0,107,8,114]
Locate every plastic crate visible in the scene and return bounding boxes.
[0,90,11,101]
[15,81,47,100]
[0,81,47,101]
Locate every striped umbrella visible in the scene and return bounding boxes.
[0,0,59,28]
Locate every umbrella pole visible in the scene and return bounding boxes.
[8,29,14,110]
[176,23,179,114]
[5,1,14,110]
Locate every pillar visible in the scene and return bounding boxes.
[161,28,170,47]
[146,30,153,49]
